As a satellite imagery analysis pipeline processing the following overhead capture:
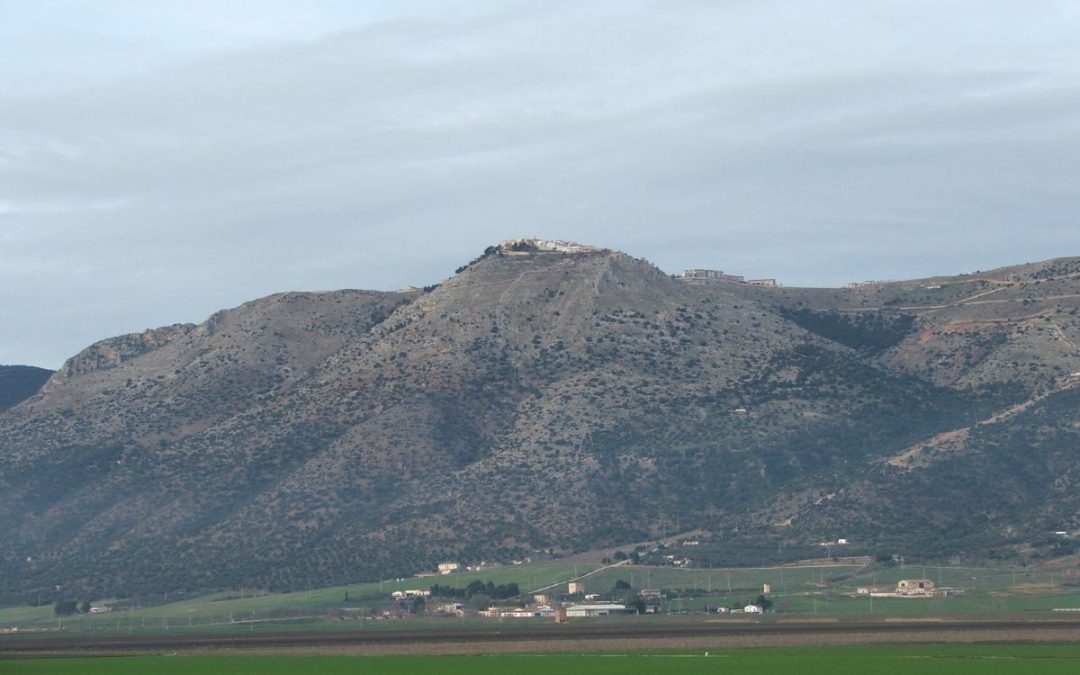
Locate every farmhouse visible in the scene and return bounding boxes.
[896,579,936,596]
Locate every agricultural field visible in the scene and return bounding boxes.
[0,561,593,635]
[2,559,1079,639]
[5,645,1080,674]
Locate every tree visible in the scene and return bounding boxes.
[470,593,491,610]
[79,600,92,614]
[613,550,629,561]
[466,580,486,597]
[54,600,78,616]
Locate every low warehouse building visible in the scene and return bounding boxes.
[565,603,634,617]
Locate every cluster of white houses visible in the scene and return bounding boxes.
[393,558,786,620]
[475,598,768,619]
[394,580,771,620]
[481,603,637,620]
[498,238,597,254]
[676,269,777,287]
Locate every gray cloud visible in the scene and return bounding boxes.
[1,0,1079,366]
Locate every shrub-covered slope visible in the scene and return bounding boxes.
[1,247,1078,602]
[0,365,53,413]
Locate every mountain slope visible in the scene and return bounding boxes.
[0,365,53,413]
[1,245,1078,603]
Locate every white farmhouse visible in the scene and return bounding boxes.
[437,562,460,575]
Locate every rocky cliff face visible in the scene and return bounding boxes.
[2,246,1079,602]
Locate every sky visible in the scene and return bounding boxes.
[2,0,1079,368]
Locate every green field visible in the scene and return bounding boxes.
[5,645,1080,674]
[2,559,1078,638]
[0,561,593,633]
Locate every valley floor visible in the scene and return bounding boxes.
[5,643,1080,675]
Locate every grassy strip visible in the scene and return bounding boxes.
[5,645,1080,674]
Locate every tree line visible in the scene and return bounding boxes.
[430,580,520,600]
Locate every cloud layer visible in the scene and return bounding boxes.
[2,0,1079,366]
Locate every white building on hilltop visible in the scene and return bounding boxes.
[499,238,596,254]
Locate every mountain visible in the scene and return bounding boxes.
[1,242,1078,603]
[0,365,53,413]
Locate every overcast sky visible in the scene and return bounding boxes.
[2,0,1079,367]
